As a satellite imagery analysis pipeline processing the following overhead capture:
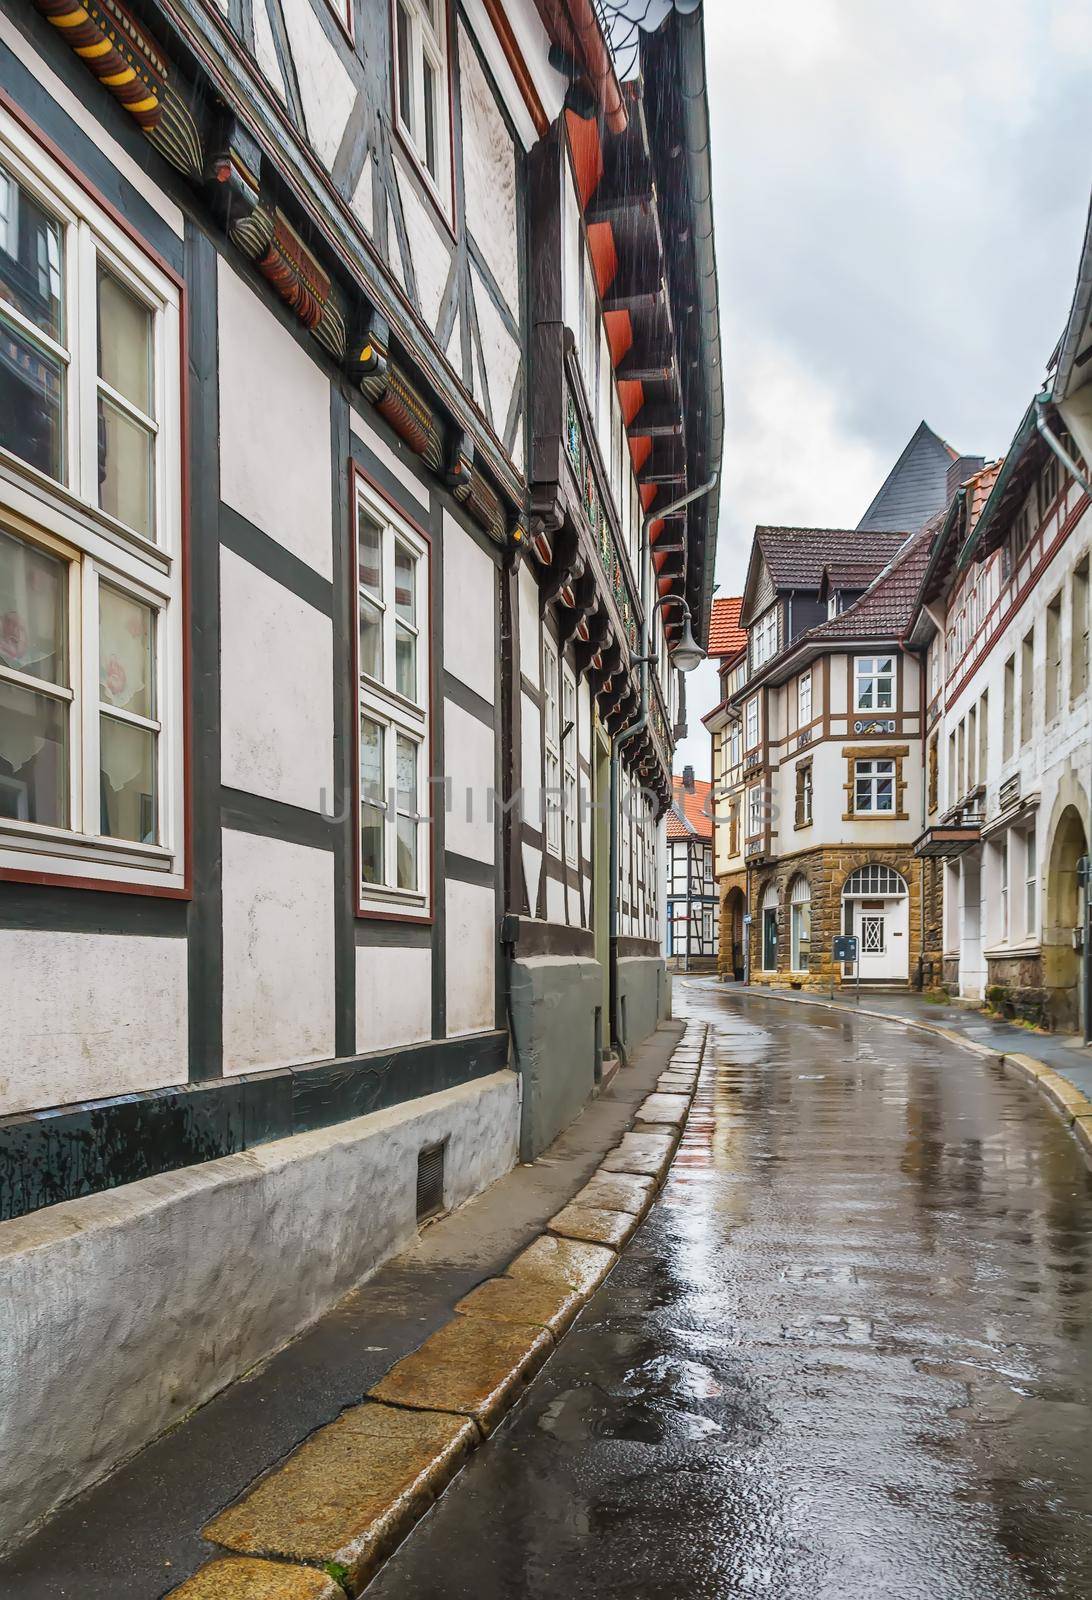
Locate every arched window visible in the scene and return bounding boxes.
[789,875,811,971]
[842,864,908,899]
[761,880,778,971]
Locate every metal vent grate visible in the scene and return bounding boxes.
[416,1141,446,1223]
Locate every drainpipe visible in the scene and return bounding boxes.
[1035,393,1092,498]
[1036,394,1092,1041]
[609,473,718,1051]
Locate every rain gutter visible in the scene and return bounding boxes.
[1035,393,1092,497]
[673,1,723,646]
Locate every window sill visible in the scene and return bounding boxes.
[983,942,1041,959]
[0,451,172,576]
[0,827,185,895]
[841,812,910,823]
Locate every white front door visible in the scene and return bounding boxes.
[851,897,908,980]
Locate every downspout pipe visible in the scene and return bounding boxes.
[608,472,718,1052]
[1035,392,1092,498]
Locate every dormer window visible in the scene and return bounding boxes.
[752,606,777,668]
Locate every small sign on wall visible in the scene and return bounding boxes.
[832,934,859,963]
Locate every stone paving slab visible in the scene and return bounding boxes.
[548,1202,638,1250]
[205,1404,475,1595]
[166,1558,343,1599]
[637,1093,690,1127]
[505,1233,616,1296]
[368,1316,552,1435]
[570,1171,656,1216]
[601,1131,676,1180]
[453,1274,585,1339]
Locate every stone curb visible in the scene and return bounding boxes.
[738,988,1092,1168]
[183,1024,709,1599]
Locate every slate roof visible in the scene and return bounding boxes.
[754,527,909,592]
[666,776,713,841]
[856,421,959,533]
[708,596,746,658]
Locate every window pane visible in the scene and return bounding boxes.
[395,623,416,700]
[0,312,65,481]
[358,508,383,597]
[359,595,382,680]
[99,584,154,718]
[0,166,64,342]
[0,528,66,685]
[394,543,415,623]
[423,54,438,177]
[396,2,414,132]
[100,713,156,841]
[98,394,154,537]
[0,676,66,825]
[361,716,384,803]
[360,716,384,885]
[97,268,152,414]
[396,733,417,814]
[396,814,417,890]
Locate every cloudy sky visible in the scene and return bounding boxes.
[670,0,1092,777]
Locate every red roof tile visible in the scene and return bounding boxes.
[708,596,746,658]
[666,776,713,841]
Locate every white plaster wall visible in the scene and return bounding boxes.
[220,549,333,812]
[0,1070,518,1552]
[443,514,496,701]
[445,878,495,1035]
[356,945,432,1053]
[458,21,520,318]
[349,405,430,512]
[518,564,540,688]
[546,872,565,924]
[398,165,453,333]
[252,0,287,104]
[444,701,497,863]
[350,157,374,236]
[522,839,542,916]
[520,693,543,831]
[222,831,335,1075]
[472,264,520,440]
[279,0,357,170]
[218,260,333,578]
[0,931,186,1116]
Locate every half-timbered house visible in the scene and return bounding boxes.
[0,0,721,1548]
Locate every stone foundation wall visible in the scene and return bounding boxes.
[985,950,1049,1027]
[746,845,923,991]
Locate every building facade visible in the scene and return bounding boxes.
[911,382,1091,1032]
[664,769,716,970]
[0,0,721,1549]
[705,594,747,979]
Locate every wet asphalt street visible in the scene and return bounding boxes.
[366,981,1092,1600]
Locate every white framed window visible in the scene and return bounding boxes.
[356,480,430,915]
[752,607,777,668]
[797,669,812,727]
[854,757,894,813]
[542,634,561,857]
[999,834,1009,942]
[0,116,183,891]
[746,784,763,837]
[744,694,759,751]
[1024,826,1037,939]
[728,719,741,774]
[393,0,451,206]
[562,660,577,867]
[855,655,894,712]
[789,874,811,971]
[795,760,812,827]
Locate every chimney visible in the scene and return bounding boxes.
[946,454,986,502]
[682,765,695,792]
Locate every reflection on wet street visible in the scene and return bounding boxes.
[366,983,1092,1599]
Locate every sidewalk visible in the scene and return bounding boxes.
[0,1023,683,1600]
[686,977,1092,1098]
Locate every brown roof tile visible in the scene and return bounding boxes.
[754,527,910,591]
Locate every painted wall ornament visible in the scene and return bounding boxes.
[32,0,203,180]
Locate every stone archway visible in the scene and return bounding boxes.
[1045,803,1088,1033]
[723,886,746,981]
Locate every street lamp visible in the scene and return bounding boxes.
[669,607,705,673]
